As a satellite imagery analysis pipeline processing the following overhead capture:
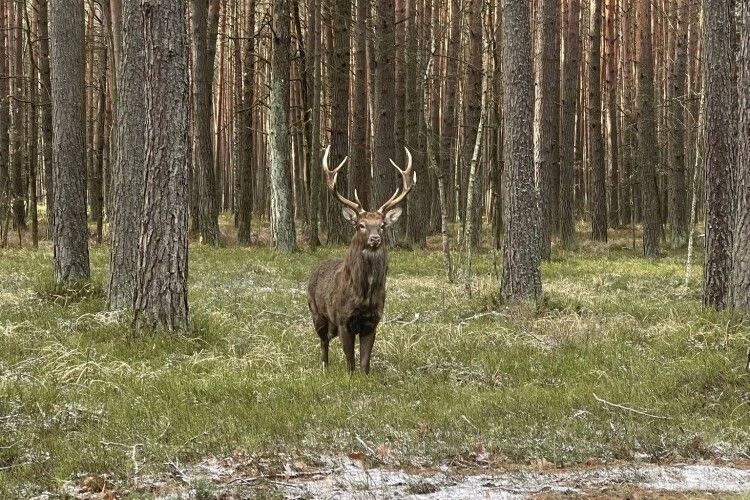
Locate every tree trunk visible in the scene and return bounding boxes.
[560,0,580,249]
[107,0,146,309]
[534,0,561,258]
[351,0,370,208]
[464,0,484,248]
[501,0,542,301]
[134,0,190,332]
[49,0,90,282]
[26,0,39,247]
[439,0,460,223]
[667,0,690,247]
[0,0,10,247]
[605,0,620,228]
[237,0,255,245]
[589,0,607,242]
[10,0,24,231]
[37,0,54,238]
[269,0,297,252]
[702,0,736,309]
[636,0,661,257]
[306,0,322,248]
[190,0,221,246]
[732,0,750,315]
[326,0,351,245]
[373,0,397,238]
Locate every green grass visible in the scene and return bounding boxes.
[0,228,749,496]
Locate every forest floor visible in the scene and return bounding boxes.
[1,223,749,498]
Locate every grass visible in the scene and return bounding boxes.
[0,224,749,497]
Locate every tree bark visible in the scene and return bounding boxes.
[605,0,620,228]
[636,0,661,257]
[306,0,322,248]
[589,0,607,242]
[107,0,146,309]
[326,0,351,245]
[0,0,10,247]
[269,0,297,252]
[237,0,255,245]
[49,0,90,282]
[10,0,24,231]
[668,0,690,247]
[731,0,750,315]
[702,0,736,309]
[37,0,54,238]
[190,0,221,246]
[134,0,190,332]
[501,0,542,301]
[373,0,397,237]
[560,0,581,249]
[534,0,561,258]
[351,0,370,208]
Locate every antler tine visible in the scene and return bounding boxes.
[322,145,364,213]
[378,146,416,214]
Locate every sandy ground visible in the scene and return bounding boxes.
[104,455,750,499]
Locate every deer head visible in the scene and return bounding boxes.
[322,145,415,250]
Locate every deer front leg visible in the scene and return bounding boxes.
[339,324,356,373]
[359,332,376,374]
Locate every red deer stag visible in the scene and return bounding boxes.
[307,145,415,373]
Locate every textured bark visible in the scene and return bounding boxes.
[306,0,321,248]
[668,0,690,247]
[373,0,397,235]
[37,0,54,237]
[605,0,619,227]
[91,17,108,244]
[589,0,607,242]
[560,0,581,249]
[327,0,351,245]
[26,0,39,247]
[619,0,635,228]
[190,0,221,246]
[636,0,660,257]
[351,0,370,208]
[534,0,561,258]
[237,0,255,246]
[501,0,542,301]
[463,0,484,248]
[269,0,297,252]
[134,0,190,332]
[732,0,750,314]
[405,0,427,248]
[10,0,24,230]
[0,0,9,246]
[107,0,146,309]
[702,0,736,309]
[439,0,460,222]
[50,0,90,282]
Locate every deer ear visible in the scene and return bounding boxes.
[383,207,403,227]
[342,207,359,226]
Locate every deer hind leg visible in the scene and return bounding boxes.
[313,317,330,367]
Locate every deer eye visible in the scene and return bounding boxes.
[359,223,365,230]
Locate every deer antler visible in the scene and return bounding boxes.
[322,145,364,214]
[378,146,416,214]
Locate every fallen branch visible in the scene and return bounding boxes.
[593,393,671,420]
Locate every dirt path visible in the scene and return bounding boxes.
[147,457,750,499]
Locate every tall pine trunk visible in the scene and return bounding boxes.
[560,0,581,249]
[269,0,297,252]
[501,0,542,301]
[49,0,90,282]
[134,0,190,332]
[636,0,661,257]
[589,0,607,242]
[702,0,736,308]
[535,0,561,258]
[107,0,146,309]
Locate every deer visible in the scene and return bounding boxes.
[307,145,415,373]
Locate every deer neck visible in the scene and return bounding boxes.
[345,240,387,301]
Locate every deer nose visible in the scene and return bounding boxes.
[368,235,381,247]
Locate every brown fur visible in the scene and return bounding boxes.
[307,211,396,373]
